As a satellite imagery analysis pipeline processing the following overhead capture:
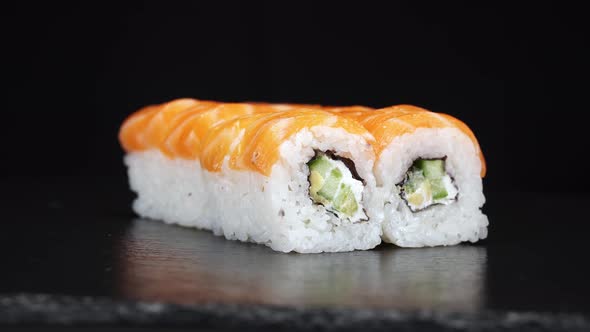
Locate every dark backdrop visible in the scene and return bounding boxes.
[2,1,588,193]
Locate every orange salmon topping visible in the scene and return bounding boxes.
[332,105,486,177]
[119,100,485,177]
[119,100,372,175]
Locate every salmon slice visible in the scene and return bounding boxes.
[118,105,160,151]
[141,99,201,149]
[158,101,219,157]
[183,103,286,162]
[241,109,372,175]
[200,110,312,173]
[198,107,373,175]
[122,100,268,160]
[324,105,374,116]
[341,105,486,177]
[119,99,200,152]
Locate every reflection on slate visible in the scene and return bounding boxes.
[116,218,486,310]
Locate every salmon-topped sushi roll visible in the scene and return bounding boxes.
[338,105,488,247]
[119,99,382,253]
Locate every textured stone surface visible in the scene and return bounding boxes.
[1,294,589,331]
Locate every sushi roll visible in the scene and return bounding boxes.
[119,99,382,253]
[338,105,488,247]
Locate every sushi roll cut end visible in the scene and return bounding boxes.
[397,158,458,212]
[307,151,368,223]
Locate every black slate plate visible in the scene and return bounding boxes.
[1,177,590,331]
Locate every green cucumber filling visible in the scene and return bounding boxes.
[308,152,367,222]
[397,158,458,212]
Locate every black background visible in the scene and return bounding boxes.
[2,1,588,193]
[2,3,590,323]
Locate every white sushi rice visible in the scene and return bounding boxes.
[125,126,382,253]
[377,127,488,247]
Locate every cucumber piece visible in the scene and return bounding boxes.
[416,159,445,179]
[317,168,342,200]
[308,155,333,178]
[430,179,448,200]
[333,183,358,216]
[402,169,424,194]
